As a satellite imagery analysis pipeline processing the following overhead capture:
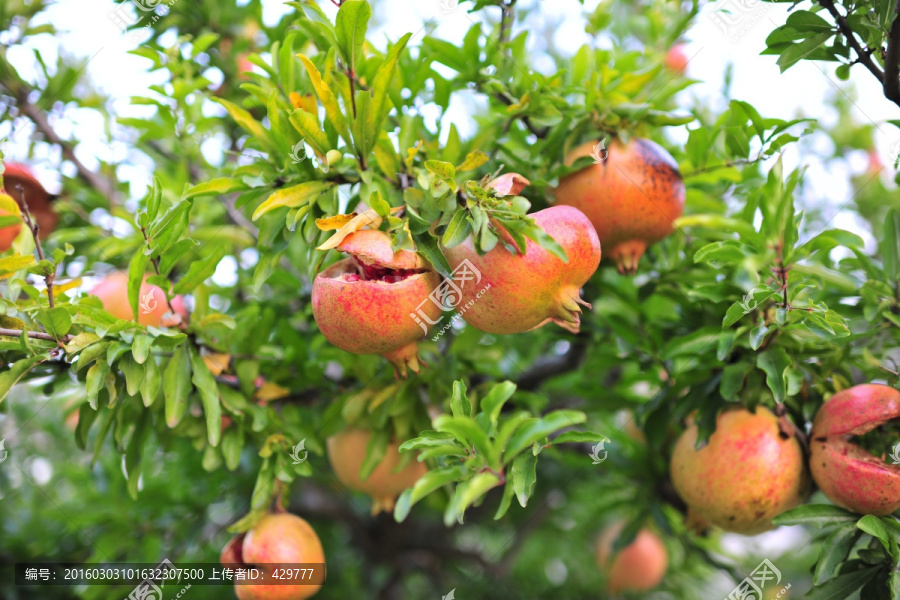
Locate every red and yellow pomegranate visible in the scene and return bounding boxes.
[327,427,427,514]
[311,229,442,377]
[2,161,57,239]
[809,384,900,515]
[221,512,325,600]
[554,138,684,274]
[441,205,601,335]
[90,272,186,327]
[595,524,668,594]
[670,407,809,534]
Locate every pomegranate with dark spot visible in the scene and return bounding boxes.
[311,230,442,377]
[554,138,684,274]
[221,512,325,600]
[670,407,810,534]
[441,206,601,334]
[809,384,900,515]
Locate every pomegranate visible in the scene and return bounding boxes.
[670,407,809,534]
[90,272,185,327]
[2,161,57,239]
[554,138,684,274]
[311,229,442,377]
[809,384,900,515]
[221,512,325,600]
[664,45,689,73]
[595,524,668,594]
[440,206,601,334]
[326,427,427,514]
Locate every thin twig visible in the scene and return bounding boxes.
[0,328,72,343]
[14,184,56,308]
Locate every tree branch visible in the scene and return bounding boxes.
[13,183,56,308]
[516,334,588,390]
[818,0,894,102]
[0,328,71,343]
[13,87,119,203]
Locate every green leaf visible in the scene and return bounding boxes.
[164,344,192,428]
[776,32,832,73]
[252,181,334,221]
[450,380,471,418]
[140,355,160,408]
[132,334,152,365]
[125,413,151,500]
[511,452,537,508]
[660,327,720,360]
[757,348,792,403]
[857,515,891,552]
[814,523,861,585]
[85,360,110,410]
[803,566,881,600]
[119,353,145,397]
[883,208,900,281]
[289,109,330,159]
[444,472,501,526]
[183,177,248,200]
[172,246,225,294]
[190,346,222,447]
[434,415,493,464]
[211,98,276,152]
[366,33,412,139]
[503,410,586,462]
[221,425,244,471]
[127,250,150,322]
[358,427,389,481]
[772,504,858,527]
[480,381,517,429]
[693,240,752,265]
[35,307,71,339]
[393,465,468,522]
[334,0,371,73]
[0,355,46,405]
[441,209,472,248]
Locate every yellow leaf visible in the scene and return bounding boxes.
[252,181,334,221]
[296,53,352,144]
[457,151,489,173]
[255,381,290,402]
[203,352,231,376]
[50,278,82,295]
[0,193,21,216]
[0,254,36,278]
[316,213,357,231]
[316,209,382,250]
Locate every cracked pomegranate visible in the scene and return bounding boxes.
[595,524,668,594]
[311,229,442,377]
[809,383,900,515]
[441,205,601,334]
[221,512,325,600]
[670,407,809,534]
[327,427,426,514]
[554,137,684,274]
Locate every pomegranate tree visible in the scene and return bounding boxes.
[809,384,900,515]
[554,137,684,274]
[312,229,442,377]
[441,205,601,334]
[670,407,809,534]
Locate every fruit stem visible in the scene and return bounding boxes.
[611,240,647,275]
[382,342,425,379]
